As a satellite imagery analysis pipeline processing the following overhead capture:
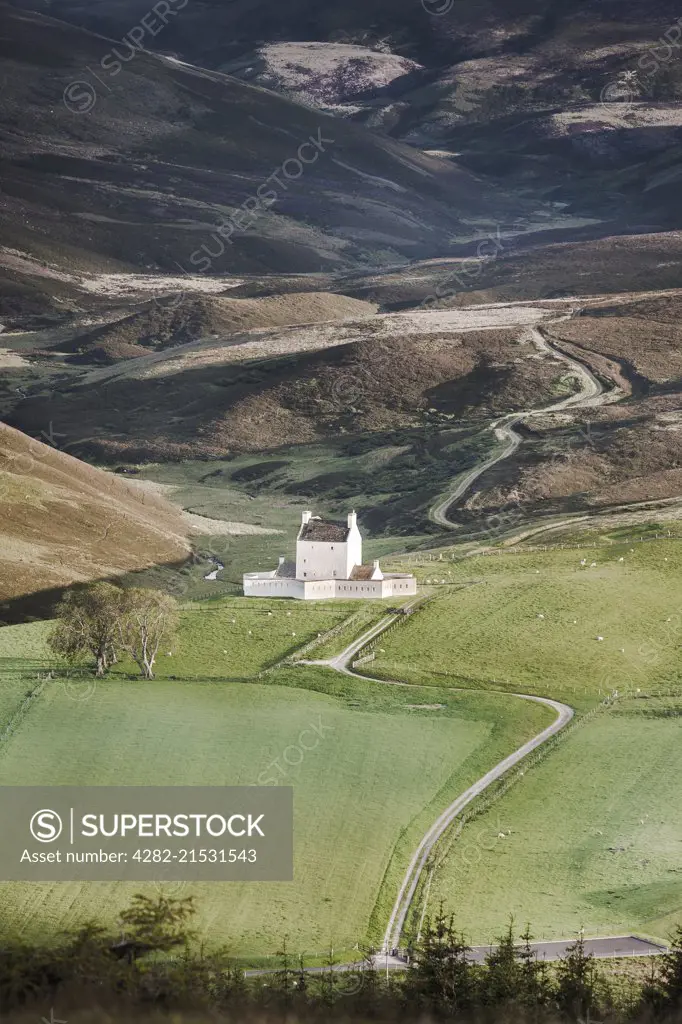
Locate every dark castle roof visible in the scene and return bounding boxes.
[299,518,349,542]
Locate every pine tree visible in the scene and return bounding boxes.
[273,936,296,1008]
[657,925,682,1008]
[320,945,339,1006]
[555,930,599,1018]
[483,918,522,1005]
[519,923,551,1007]
[407,902,473,1015]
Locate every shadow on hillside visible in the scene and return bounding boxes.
[0,557,190,626]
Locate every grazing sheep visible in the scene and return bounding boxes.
[537,614,544,619]
[596,635,604,641]
[590,562,597,567]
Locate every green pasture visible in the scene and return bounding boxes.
[131,596,361,680]
[0,621,58,730]
[424,695,682,944]
[371,539,682,709]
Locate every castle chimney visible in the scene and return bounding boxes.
[278,556,285,566]
[373,559,380,570]
[347,510,357,530]
[301,510,312,525]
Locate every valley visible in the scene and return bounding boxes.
[0,0,681,998]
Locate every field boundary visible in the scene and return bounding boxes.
[0,671,52,751]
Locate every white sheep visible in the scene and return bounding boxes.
[596,635,604,641]
[537,614,544,619]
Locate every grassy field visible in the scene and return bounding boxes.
[0,621,59,730]
[0,613,553,959]
[371,539,682,709]
[125,596,362,680]
[424,692,682,944]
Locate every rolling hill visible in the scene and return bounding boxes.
[0,1,532,299]
[18,0,682,233]
[0,422,190,610]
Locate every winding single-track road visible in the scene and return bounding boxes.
[431,318,605,529]
[302,607,573,952]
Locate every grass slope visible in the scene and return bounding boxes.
[371,539,682,709]
[426,696,682,944]
[0,422,189,607]
[0,622,57,730]
[139,597,364,679]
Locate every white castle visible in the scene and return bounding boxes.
[243,510,417,600]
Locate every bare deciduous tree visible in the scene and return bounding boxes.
[117,588,179,680]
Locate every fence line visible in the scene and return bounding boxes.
[388,531,678,565]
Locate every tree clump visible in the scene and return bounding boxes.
[49,584,178,680]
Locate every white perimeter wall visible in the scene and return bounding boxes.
[243,577,305,599]
[243,576,416,600]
